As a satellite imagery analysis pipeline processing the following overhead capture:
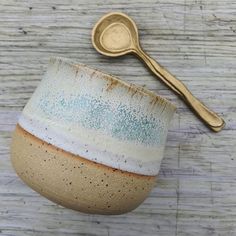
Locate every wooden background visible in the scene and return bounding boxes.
[0,0,235,235]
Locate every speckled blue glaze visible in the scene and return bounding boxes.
[37,91,165,145]
[19,57,176,176]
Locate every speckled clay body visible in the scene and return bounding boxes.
[11,57,176,215]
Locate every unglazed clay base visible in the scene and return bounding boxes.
[11,125,156,215]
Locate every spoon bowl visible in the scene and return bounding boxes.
[92,12,139,57]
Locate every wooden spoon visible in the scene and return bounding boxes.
[92,12,225,132]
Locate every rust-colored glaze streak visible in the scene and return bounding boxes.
[106,80,119,91]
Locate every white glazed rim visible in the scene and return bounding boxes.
[49,57,176,112]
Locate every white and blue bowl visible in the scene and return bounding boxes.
[11,57,176,215]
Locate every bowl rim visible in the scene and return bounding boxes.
[49,56,176,112]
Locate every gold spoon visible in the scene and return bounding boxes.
[92,12,225,132]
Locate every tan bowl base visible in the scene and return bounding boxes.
[11,125,156,215]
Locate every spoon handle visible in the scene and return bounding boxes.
[135,48,225,132]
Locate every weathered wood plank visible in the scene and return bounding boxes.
[0,0,236,235]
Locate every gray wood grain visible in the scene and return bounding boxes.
[0,0,235,235]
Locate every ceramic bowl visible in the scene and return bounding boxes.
[11,57,176,215]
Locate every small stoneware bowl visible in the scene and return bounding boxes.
[11,57,176,215]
